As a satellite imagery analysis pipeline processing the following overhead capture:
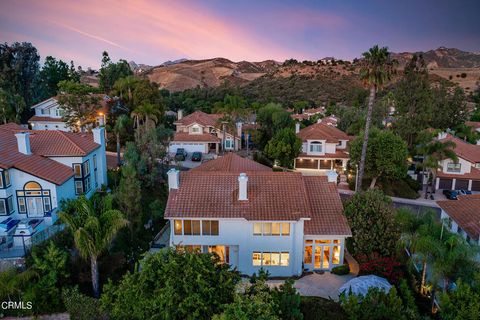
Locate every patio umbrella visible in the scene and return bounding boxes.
[338,275,392,297]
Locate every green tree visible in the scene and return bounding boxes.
[264,128,302,169]
[292,100,309,113]
[340,287,406,320]
[440,280,480,320]
[392,55,433,149]
[272,279,303,320]
[59,195,128,298]
[215,276,279,320]
[0,268,36,303]
[349,127,408,188]
[356,45,396,191]
[101,249,240,320]
[344,189,399,257]
[38,56,78,99]
[57,80,101,131]
[63,286,104,320]
[431,84,468,130]
[98,51,133,93]
[256,103,292,149]
[113,114,131,166]
[24,241,70,313]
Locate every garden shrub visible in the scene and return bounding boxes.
[62,286,105,320]
[300,296,347,320]
[357,253,403,285]
[331,264,350,275]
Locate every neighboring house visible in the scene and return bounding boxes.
[465,121,480,134]
[0,123,107,257]
[28,96,109,132]
[169,111,241,154]
[164,154,351,277]
[435,132,480,192]
[294,121,351,175]
[438,195,480,246]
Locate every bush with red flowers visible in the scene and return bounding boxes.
[357,253,404,285]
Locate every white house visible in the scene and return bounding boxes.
[28,96,109,132]
[169,111,241,155]
[438,195,480,246]
[163,154,351,277]
[434,132,480,192]
[0,123,107,258]
[294,121,351,175]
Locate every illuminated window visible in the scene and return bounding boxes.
[25,181,41,190]
[184,220,192,235]
[271,252,280,266]
[333,246,341,265]
[174,220,182,235]
[263,223,272,235]
[315,239,331,244]
[304,246,313,264]
[252,252,262,266]
[272,223,280,236]
[281,223,290,236]
[280,252,290,266]
[73,164,82,178]
[192,220,201,235]
[262,252,272,266]
[253,223,262,235]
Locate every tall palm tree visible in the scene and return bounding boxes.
[59,195,128,298]
[113,114,130,166]
[356,45,396,192]
[131,103,162,139]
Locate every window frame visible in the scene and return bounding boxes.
[446,162,461,173]
[253,222,291,236]
[252,251,290,267]
[309,141,323,153]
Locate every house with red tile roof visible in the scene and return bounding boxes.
[294,121,351,175]
[434,132,480,192]
[0,123,107,258]
[438,195,480,245]
[169,110,241,155]
[163,155,351,277]
[28,96,109,132]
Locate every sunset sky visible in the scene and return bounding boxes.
[1,0,479,68]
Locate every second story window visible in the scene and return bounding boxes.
[0,196,14,216]
[253,222,290,236]
[73,159,91,195]
[174,219,219,236]
[447,162,461,173]
[0,170,11,189]
[191,125,201,133]
[309,141,322,153]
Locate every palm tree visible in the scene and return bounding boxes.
[113,114,130,166]
[131,103,162,139]
[420,139,457,198]
[356,45,396,192]
[59,195,128,298]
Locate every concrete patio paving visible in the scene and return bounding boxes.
[266,272,355,301]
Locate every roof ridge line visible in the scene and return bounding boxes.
[57,131,87,155]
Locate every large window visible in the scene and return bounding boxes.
[191,125,201,133]
[309,141,323,153]
[253,222,291,236]
[0,170,11,189]
[16,181,52,217]
[225,139,233,149]
[447,162,461,173]
[0,196,14,215]
[252,252,289,267]
[73,159,91,195]
[174,219,219,236]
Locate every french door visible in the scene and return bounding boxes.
[26,197,44,217]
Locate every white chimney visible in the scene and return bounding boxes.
[15,132,31,155]
[238,173,248,201]
[177,109,183,120]
[92,127,105,146]
[167,168,180,190]
[327,170,338,183]
[438,131,447,140]
[295,122,300,134]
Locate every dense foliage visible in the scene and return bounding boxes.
[344,189,400,257]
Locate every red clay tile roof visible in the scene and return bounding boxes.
[174,111,223,127]
[437,195,480,241]
[191,153,271,172]
[171,132,221,142]
[165,171,351,236]
[28,116,64,123]
[437,167,480,180]
[303,176,351,236]
[291,114,310,121]
[439,134,480,163]
[0,123,100,184]
[466,121,480,130]
[297,122,349,143]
